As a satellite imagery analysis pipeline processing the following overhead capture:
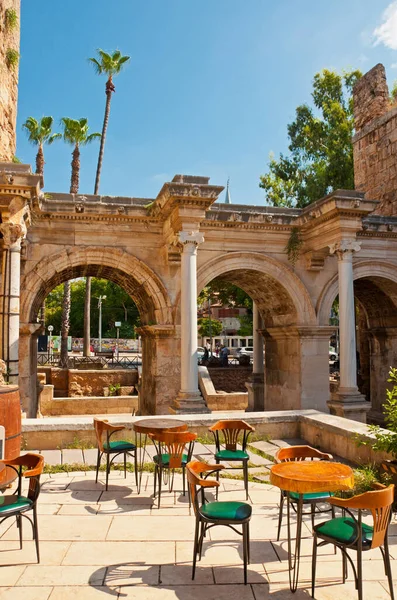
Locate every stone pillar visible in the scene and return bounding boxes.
[0,221,25,383]
[18,322,42,417]
[264,326,332,413]
[328,240,369,422]
[171,231,209,414]
[367,327,397,424]
[246,302,265,411]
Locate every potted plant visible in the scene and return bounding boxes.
[108,383,121,397]
[358,367,397,499]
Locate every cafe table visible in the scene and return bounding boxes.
[270,460,354,593]
[133,418,187,493]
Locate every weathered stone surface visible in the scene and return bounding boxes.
[0,1,20,161]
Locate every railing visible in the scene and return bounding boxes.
[37,353,140,369]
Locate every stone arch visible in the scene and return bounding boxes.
[21,246,172,326]
[317,260,397,326]
[197,251,316,326]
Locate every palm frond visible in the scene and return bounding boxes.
[41,116,54,130]
[48,133,62,145]
[85,132,101,144]
[88,57,102,75]
[112,50,121,62]
[115,55,130,73]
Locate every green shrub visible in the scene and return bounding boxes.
[6,48,19,69]
[5,8,18,31]
[108,382,121,396]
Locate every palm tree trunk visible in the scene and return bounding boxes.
[60,281,71,368]
[83,276,91,357]
[36,144,44,178]
[70,144,80,194]
[94,78,113,194]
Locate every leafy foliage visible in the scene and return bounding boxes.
[89,49,130,78]
[5,8,18,30]
[5,48,19,69]
[12,155,21,163]
[198,279,252,309]
[357,367,397,459]
[198,317,223,337]
[237,314,253,336]
[260,69,362,208]
[45,278,140,338]
[60,118,101,147]
[285,227,303,265]
[22,116,61,146]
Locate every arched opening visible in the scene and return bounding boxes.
[318,262,397,423]
[19,248,175,416]
[197,253,328,412]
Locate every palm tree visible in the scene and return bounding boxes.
[22,116,61,181]
[83,50,130,356]
[89,49,130,194]
[59,118,101,367]
[60,117,101,194]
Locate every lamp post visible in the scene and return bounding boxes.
[48,325,54,360]
[98,295,106,352]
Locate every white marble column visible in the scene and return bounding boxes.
[328,240,368,422]
[252,302,264,374]
[0,222,26,383]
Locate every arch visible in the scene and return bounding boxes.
[317,260,397,325]
[20,246,172,326]
[197,252,316,326]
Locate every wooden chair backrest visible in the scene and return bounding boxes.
[1,453,45,502]
[338,484,395,549]
[209,420,255,451]
[149,431,197,468]
[93,418,123,452]
[186,460,222,516]
[275,445,333,463]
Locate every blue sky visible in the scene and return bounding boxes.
[16,0,397,205]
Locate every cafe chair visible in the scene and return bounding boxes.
[94,418,137,491]
[275,445,334,541]
[208,419,255,500]
[149,430,197,508]
[0,453,44,562]
[312,483,395,600]
[187,460,252,585]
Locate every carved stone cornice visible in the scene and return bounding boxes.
[178,231,205,246]
[329,240,361,258]
[149,176,224,220]
[136,325,176,338]
[0,222,26,247]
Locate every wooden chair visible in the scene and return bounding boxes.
[187,460,252,585]
[94,418,137,491]
[149,430,197,508]
[275,445,334,540]
[312,483,395,600]
[0,453,44,562]
[208,420,254,499]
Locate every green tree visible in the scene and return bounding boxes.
[85,49,130,357]
[237,314,253,337]
[21,116,61,179]
[198,280,252,309]
[259,69,362,208]
[198,318,223,338]
[60,117,101,194]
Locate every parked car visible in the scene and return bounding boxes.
[197,346,206,363]
[235,347,254,358]
[329,348,338,361]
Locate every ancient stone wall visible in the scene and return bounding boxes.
[208,367,252,393]
[353,63,397,215]
[0,0,20,161]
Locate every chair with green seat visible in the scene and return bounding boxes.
[186,460,252,584]
[94,418,137,491]
[149,430,197,508]
[0,453,44,563]
[312,483,395,600]
[209,419,255,500]
[275,445,334,541]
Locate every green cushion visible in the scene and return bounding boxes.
[201,501,252,521]
[103,440,136,452]
[215,449,249,460]
[0,495,32,513]
[290,491,332,501]
[153,453,188,466]
[315,517,373,547]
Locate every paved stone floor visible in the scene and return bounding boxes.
[0,468,396,599]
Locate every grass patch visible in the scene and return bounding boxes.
[6,48,19,69]
[5,8,18,31]
[248,444,276,463]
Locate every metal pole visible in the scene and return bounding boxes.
[116,327,119,358]
[99,297,102,352]
[208,296,212,356]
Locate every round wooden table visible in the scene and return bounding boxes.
[270,461,354,593]
[133,418,187,493]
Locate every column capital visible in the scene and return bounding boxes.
[329,239,361,260]
[178,230,204,251]
[0,221,26,248]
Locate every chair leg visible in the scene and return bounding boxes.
[311,533,317,597]
[124,453,127,479]
[198,521,205,560]
[153,464,157,499]
[243,523,248,585]
[382,538,395,600]
[357,545,363,600]
[247,521,250,564]
[105,453,110,492]
[192,517,200,580]
[95,449,101,483]
[158,466,162,509]
[243,460,249,500]
[33,506,40,563]
[216,459,220,500]
[134,450,138,491]
[277,491,284,541]
[182,466,186,496]
[18,514,23,549]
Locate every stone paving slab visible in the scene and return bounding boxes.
[39,450,62,465]
[61,449,84,464]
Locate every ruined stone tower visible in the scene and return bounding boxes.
[0,0,21,161]
[353,63,397,215]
